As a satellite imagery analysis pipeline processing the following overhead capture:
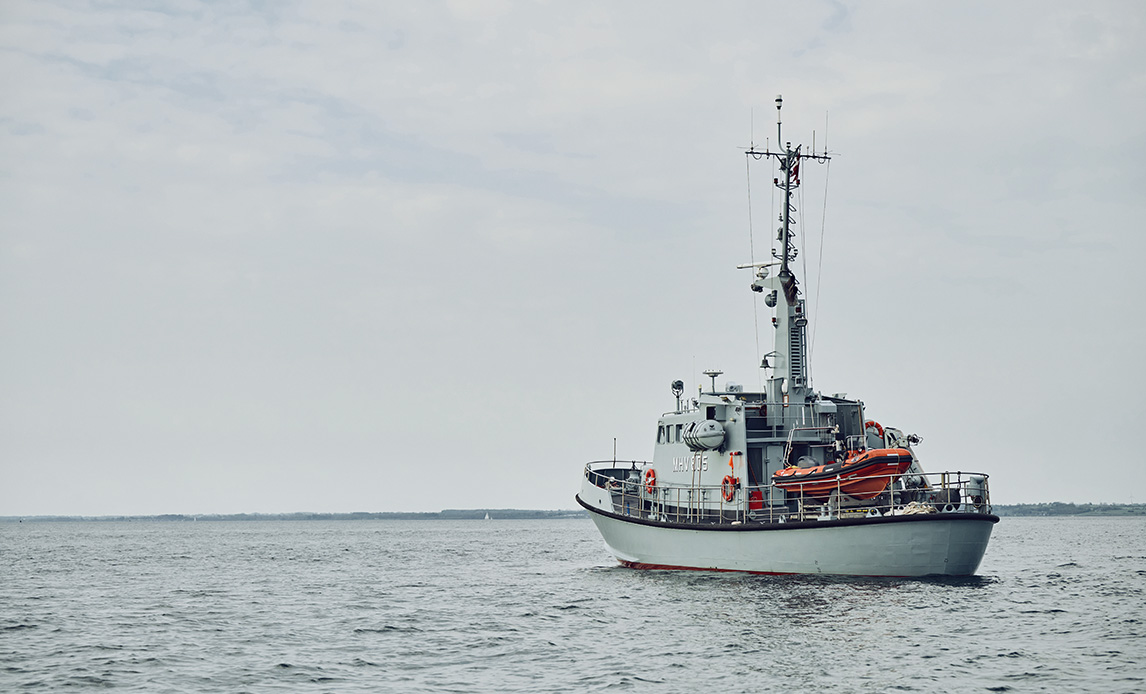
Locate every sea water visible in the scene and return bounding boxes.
[1,516,1143,692]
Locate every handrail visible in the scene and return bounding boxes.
[782,425,835,464]
[583,462,992,526]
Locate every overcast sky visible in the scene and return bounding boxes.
[2,1,1143,515]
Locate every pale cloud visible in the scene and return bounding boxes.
[2,0,1144,514]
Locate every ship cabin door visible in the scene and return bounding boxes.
[747,446,764,491]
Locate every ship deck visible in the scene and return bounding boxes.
[581,460,996,528]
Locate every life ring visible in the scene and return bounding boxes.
[864,420,884,438]
[721,475,739,502]
[644,469,657,495]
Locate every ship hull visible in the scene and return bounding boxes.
[577,495,998,577]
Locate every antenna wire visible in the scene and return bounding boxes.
[746,155,761,391]
[810,159,831,358]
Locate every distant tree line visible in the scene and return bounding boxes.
[0,509,589,522]
[9,504,1145,521]
[993,502,1145,517]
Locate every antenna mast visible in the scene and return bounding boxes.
[743,95,832,404]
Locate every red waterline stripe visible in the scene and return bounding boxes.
[616,559,912,578]
[617,559,793,575]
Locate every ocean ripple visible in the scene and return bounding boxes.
[0,516,1143,692]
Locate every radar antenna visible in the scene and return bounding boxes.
[702,370,723,393]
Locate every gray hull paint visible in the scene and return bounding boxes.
[580,496,997,577]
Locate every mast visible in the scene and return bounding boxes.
[745,95,830,405]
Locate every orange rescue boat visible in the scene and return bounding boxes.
[772,448,913,500]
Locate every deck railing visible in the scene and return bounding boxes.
[583,461,992,525]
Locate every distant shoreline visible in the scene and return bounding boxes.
[991,502,1144,517]
[0,509,588,522]
[3,503,1144,521]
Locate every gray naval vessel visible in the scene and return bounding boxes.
[576,97,998,576]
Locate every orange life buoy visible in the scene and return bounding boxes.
[644,468,657,495]
[864,420,884,438]
[721,475,739,502]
